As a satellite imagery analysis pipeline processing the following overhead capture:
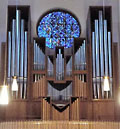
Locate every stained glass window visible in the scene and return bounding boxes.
[37,11,80,48]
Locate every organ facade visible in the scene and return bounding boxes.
[0,5,119,128]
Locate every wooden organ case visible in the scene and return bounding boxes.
[0,5,119,121]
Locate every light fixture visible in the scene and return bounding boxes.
[103,76,110,91]
[0,85,9,105]
[12,76,18,91]
[0,41,9,105]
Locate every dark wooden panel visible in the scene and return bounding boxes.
[5,100,27,120]
[79,101,92,120]
[92,100,115,120]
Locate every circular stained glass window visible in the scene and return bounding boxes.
[37,10,81,48]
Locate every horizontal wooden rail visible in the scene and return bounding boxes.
[0,120,120,129]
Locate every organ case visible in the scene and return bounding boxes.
[2,5,118,121]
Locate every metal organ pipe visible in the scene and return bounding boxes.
[92,11,113,99]
[47,82,72,101]
[7,9,28,99]
[74,41,86,71]
[48,57,53,77]
[83,40,86,70]
[23,31,28,99]
[11,19,16,77]
[104,20,109,98]
[20,19,24,98]
[95,20,100,99]
[104,20,109,77]
[33,40,36,70]
[99,11,104,98]
[66,57,72,76]
[20,20,25,78]
[8,31,11,80]
[108,32,112,97]
[92,32,97,99]
[56,49,64,80]
[15,10,21,77]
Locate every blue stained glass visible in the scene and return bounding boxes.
[37,11,80,48]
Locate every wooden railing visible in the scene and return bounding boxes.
[0,120,120,129]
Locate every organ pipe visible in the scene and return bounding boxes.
[66,57,72,76]
[56,49,64,80]
[23,31,28,99]
[83,40,86,70]
[47,57,53,77]
[47,82,72,101]
[8,31,11,79]
[33,40,45,70]
[11,19,16,77]
[104,20,109,98]
[108,32,113,97]
[7,9,28,99]
[104,20,109,77]
[92,11,113,99]
[108,32,112,78]
[20,20,24,77]
[99,11,104,98]
[15,10,21,76]
[95,20,100,99]
[19,20,24,98]
[74,40,86,70]
[92,32,97,99]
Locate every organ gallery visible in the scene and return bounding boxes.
[0,5,120,129]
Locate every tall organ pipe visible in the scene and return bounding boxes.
[108,32,112,97]
[99,11,104,98]
[20,20,25,98]
[92,32,97,99]
[104,20,109,76]
[35,43,38,70]
[37,44,39,70]
[78,48,80,70]
[8,31,11,79]
[83,40,86,70]
[95,20,100,99]
[20,20,24,77]
[11,19,16,77]
[33,40,36,70]
[108,32,112,78]
[15,10,21,76]
[104,20,109,98]
[56,54,58,80]
[23,31,28,99]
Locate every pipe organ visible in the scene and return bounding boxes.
[3,5,118,121]
[66,57,72,77]
[56,49,64,81]
[47,82,72,101]
[91,10,113,99]
[33,40,45,70]
[74,40,86,70]
[47,56,54,77]
[7,7,29,99]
